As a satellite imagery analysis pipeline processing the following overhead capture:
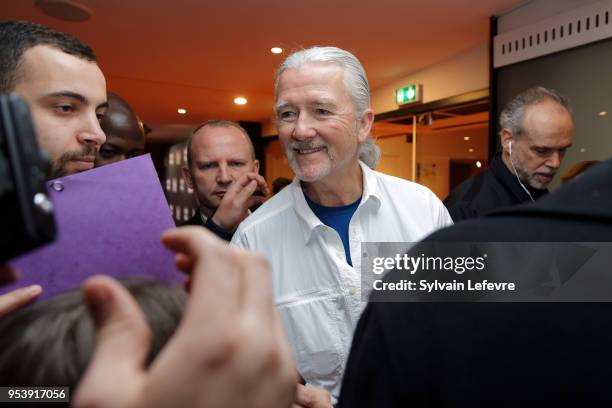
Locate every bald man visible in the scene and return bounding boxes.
[94,92,146,167]
[181,120,268,241]
[444,87,573,221]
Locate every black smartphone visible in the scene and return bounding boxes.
[0,94,56,262]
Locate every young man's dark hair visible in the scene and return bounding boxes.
[0,20,96,92]
[0,279,186,388]
[0,20,107,178]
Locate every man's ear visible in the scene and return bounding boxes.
[500,129,513,152]
[357,109,374,144]
[253,159,260,174]
[181,166,194,190]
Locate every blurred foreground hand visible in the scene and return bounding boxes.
[74,226,296,408]
[293,383,333,408]
[0,265,42,317]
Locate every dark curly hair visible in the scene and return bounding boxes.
[0,20,96,92]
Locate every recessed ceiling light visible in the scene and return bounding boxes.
[464,136,470,141]
[599,111,607,116]
[580,148,587,153]
[35,0,92,22]
[177,108,186,114]
[234,97,247,105]
[476,161,482,168]
[468,148,474,153]
[271,47,283,54]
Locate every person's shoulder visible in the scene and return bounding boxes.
[237,184,295,234]
[443,169,497,222]
[446,169,492,203]
[177,212,202,227]
[373,170,437,199]
[371,171,452,230]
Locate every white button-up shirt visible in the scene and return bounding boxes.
[232,162,453,401]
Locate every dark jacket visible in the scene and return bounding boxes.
[178,209,233,242]
[443,154,547,222]
[340,159,612,407]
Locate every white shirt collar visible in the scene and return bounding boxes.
[290,161,382,244]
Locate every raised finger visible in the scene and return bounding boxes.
[175,253,195,273]
[0,285,42,317]
[246,173,270,196]
[241,252,274,322]
[162,227,241,323]
[74,276,150,407]
[233,179,259,205]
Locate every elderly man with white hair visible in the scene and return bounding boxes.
[232,46,452,401]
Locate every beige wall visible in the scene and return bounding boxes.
[377,136,414,181]
[373,118,488,200]
[417,156,450,200]
[418,123,488,199]
[370,44,489,115]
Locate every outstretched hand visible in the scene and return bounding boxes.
[293,384,333,408]
[74,226,296,408]
[0,265,42,317]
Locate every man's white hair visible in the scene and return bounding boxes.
[274,46,380,168]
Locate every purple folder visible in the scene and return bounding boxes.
[3,154,183,300]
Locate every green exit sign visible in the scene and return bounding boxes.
[395,84,421,106]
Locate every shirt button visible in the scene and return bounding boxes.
[349,288,356,296]
[50,181,64,192]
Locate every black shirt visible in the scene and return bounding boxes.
[443,154,547,222]
[177,209,234,241]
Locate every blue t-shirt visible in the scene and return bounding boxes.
[305,194,361,266]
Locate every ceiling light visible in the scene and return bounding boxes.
[476,161,482,168]
[234,97,247,105]
[599,111,607,116]
[271,47,283,54]
[35,0,92,22]
[468,148,474,153]
[464,136,470,141]
[177,108,186,114]
[580,148,587,153]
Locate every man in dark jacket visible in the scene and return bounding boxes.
[444,87,574,222]
[340,158,612,407]
[179,120,268,241]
